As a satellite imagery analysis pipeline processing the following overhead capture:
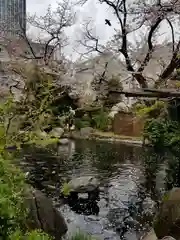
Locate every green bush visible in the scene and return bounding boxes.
[9,229,53,240]
[91,109,109,131]
[0,155,52,239]
[0,157,27,239]
[134,101,165,118]
[74,118,91,129]
[143,118,180,148]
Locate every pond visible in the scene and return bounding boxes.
[18,139,175,240]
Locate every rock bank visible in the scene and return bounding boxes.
[153,188,180,240]
[25,188,68,239]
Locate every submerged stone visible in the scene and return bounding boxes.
[68,176,100,193]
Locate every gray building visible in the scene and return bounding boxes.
[0,0,26,34]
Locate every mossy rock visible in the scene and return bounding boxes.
[153,188,180,239]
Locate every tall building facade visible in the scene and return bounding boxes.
[0,0,26,34]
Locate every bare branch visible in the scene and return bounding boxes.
[76,20,104,56]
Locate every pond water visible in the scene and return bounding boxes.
[18,140,173,240]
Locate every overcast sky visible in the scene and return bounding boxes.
[26,0,176,60]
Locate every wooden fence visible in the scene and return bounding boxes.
[112,112,145,137]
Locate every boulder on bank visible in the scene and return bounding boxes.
[50,127,64,138]
[153,188,180,239]
[80,127,94,138]
[36,130,48,139]
[142,230,176,240]
[161,237,176,240]
[25,188,67,239]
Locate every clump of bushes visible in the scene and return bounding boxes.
[75,114,91,129]
[0,157,26,238]
[74,109,110,131]
[0,155,53,239]
[143,118,180,149]
[9,229,52,239]
[134,101,165,118]
[91,109,109,131]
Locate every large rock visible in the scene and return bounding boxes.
[68,176,99,193]
[142,229,158,240]
[36,130,48,139]
[153,188,180,239]
[80,127,94,138]
[50,127,64,138]
[25,188,67,239]
[161,237,176,240]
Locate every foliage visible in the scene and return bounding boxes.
[0,156,26,239]
[165,155,180,190]
[74,117,91,129]
[61,182,71,196]
[143,118,180,148]
[91,109,109,131]
[74,109,110,131]
[0,64,58,240]
[134,101,165,117]
[9,229,53,240]
[0,64,71,146]
[0,153,53,239]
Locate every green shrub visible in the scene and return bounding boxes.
[0,155,53,239]
[0,157,27,239]
[74,118,91,129]
[134,101,165,117]
[143,118,180,148]
[9,229,53,240]
[91,109,109,131]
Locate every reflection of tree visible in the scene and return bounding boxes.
[20,146,62,190]
[165,150,180,190]
[140,148,164,201]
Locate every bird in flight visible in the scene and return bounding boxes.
[105,19,111,26]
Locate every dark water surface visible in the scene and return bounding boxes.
[19,140,170,240]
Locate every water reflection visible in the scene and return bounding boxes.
[165,150,180,190]
[19,140,169,240]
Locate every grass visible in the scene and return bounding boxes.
[71,232,96,240]
[92,130,142,141]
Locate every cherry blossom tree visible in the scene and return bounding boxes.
[79,0,180,89]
